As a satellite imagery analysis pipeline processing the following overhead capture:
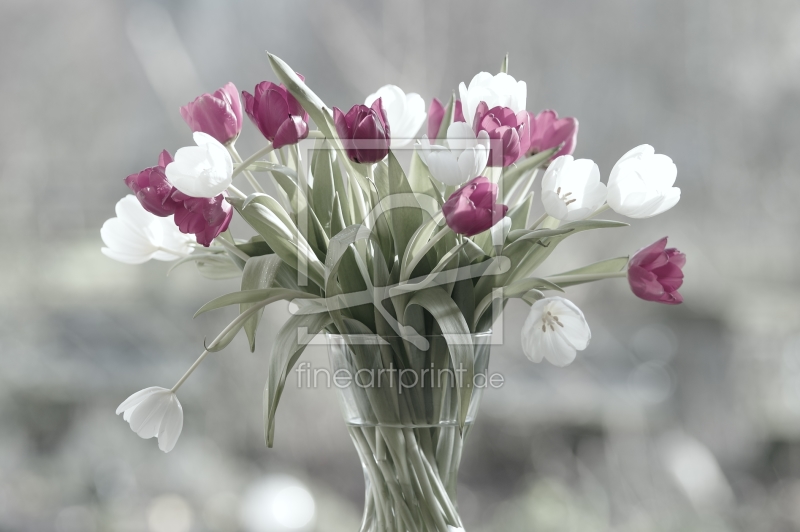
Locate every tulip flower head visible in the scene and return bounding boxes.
[172,191,233,247]
[242,79,310,149]
[180,82,243,145]
[442,176,508,237]
[166,132,234,199]
[417,122,490,186]
[628,237,685,304]
[366,85,426,148]
[427,98,466,139]
[521,297,591,367]
[473,103,531,167]
[117,387,184,452]
[333,99,391,164]
[101,195,195,264]
[124,150,183,217]
[459,72,527,129]
[541,155,607,221]
[528,110,579,158]
[607,145,680,218]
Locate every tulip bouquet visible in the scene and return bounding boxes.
[103,53,684,531]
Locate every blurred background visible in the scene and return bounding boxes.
[2,0,799,530]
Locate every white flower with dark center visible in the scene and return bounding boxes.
[116,386,184,452]
[365,85,426,148]
[166,132,233,198]
[458,72,527,127]
[521,297,591,367]
[607,144,680,218]
[541,155,607,221]
[417,122,490,186]
[101,195,195,264]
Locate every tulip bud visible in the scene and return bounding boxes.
[180,83,243,145]
[628,237,685,304]
[124,150,182,217]
[242,79,310,149]
[527,110,578,158]
[171,191,234,247]
[442,176,508,237]
[473,102,531,167]
[333,99,391,164]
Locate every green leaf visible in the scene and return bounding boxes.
[311,139,335,234]
[195,287,318,318]
[195,255,242,279]
[500,148,556,194]
[386,152,423,263]
[500,53,509,74]
[407,150,442,204]
[265,310,333,446]
[435,92,456,143]
[239,256,295,352]
[331,193,346,236]
[229,195,326,288]
[556,256,629,277]
[236,238,273,257]
[404,287,474,431]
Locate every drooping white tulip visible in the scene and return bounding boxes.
[607,144,680,218]
[521,297,591,367]
[116,386,184,452]
[458,72,527,128]
[101,195,195,264]
[365,85,426,148]
[541,156,607,222]
[166,132,234,198]
[417,122,490,186]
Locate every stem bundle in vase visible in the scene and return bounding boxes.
[104,52,686,531]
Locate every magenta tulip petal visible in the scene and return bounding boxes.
[628,237,685,304]
[243,79,309,148]
[428,98,445,139]
[180,83,242,144]
[334,99,391,164]
[442,177,508,236]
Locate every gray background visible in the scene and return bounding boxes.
[2,0,799,530]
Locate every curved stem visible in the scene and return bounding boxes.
[228,145,266,194]
[545,270,627,285]
[232,143,274,178]
[214,236,250,262]
[226,184,247,199]
[171,350,209,393]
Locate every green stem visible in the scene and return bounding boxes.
[228,145,266,194]
[545,271,627,285]
[226,184,247,199]
[171,350,209,392]
[214,237,250,262]
[231,143,274,178]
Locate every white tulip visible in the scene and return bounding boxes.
[458,72,527,127]
[541,156,607,222]
[521,297,591,367]
[101,195,195,264]
[417,122,490,186]
[166,132,233,198]
[116,386,184,452]
[607,144,680,218]
[365,85,426,148]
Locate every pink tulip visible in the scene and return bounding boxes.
[628,237,685,304]
[171,191,233,247]
[442,176,508,236]
[333,99,391,164]
[242,78,309,149]
[427,99,466,139]
[527,110,578,158]
[472,102,531,167]
[125,151,183,217]
[180,83,243,145]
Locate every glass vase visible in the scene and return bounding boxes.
[326,332,491,532]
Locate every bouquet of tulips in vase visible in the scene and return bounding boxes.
[103,52,685,531]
